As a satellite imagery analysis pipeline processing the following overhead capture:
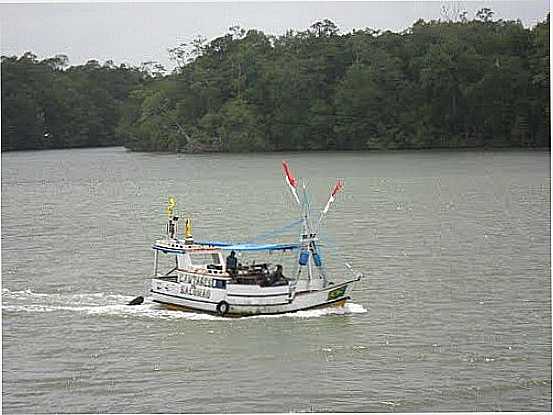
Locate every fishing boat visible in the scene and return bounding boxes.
[146,162,363,316]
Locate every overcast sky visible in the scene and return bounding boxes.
[0,1,549,69]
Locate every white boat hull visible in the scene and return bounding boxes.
[149,277,359,316]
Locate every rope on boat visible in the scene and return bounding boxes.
[245,218,303,243]
[317,230,355,269]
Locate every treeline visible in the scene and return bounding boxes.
[2,10,550,152]
[1,54,147,151]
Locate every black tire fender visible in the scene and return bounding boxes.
[216,301,229,316]
[127,296,144,305]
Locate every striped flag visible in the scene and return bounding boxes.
[281,161,301,205]
[322,180,344,214]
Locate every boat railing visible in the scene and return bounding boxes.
[155,275,178,283]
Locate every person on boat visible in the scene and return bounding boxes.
[269,264,287,286]
[226,251,238,277]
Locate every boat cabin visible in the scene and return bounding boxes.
[152,238,290,288]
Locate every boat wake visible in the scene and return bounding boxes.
[2,288,367,321]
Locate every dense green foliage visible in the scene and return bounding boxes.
[122,13,550,152]
[2,11,550,152]
[1,53,146,151]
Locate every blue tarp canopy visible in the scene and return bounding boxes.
[194,240,232,247]
[195,241,299,252]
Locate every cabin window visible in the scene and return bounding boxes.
[189,252,221,267]
[156,251,178,277]
[213,279,226,289]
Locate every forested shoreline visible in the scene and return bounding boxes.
[2,10,550,153]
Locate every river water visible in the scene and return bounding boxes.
[2,147,551,413]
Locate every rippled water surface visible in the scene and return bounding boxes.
[2,147,551,413]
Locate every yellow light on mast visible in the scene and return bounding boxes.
[166,196,177,217]
[185,218,192,239]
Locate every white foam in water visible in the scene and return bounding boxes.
[2,288,132,306]
[2,288,367,321]
[244,302,367,320]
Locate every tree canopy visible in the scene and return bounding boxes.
[2,10,550,152]
[1,54,146,151]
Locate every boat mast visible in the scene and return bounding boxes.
[302,183,313,282]
[281,161,325,286]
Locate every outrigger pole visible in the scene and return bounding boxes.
[282,161,301,206]
[281,162,309,283]
[280,161,347,288]
[317,179,344,231]
[281,161,329,286]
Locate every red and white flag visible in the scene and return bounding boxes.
[281,161,301,205]
[322,180,344,214]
